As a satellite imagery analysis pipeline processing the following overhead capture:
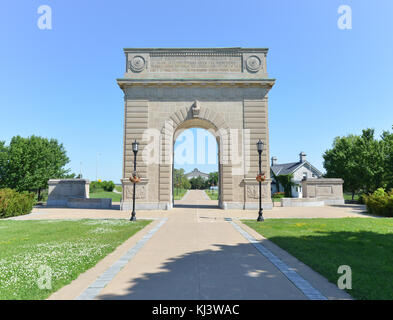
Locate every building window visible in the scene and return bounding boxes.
[303,172,307,179]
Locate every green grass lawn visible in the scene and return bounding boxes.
[114,185,122,193]
[90,191,122,202]
[174,188,188,200]
[0,219,151,300]
[243,218,393,300]
[205,189,219,200]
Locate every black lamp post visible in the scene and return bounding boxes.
[256,139,264,222]
[130,140,139,221]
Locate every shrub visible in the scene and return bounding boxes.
[102,180,115,192]
[0,188,35,219]
[90,180,115,192]
[272,192,285,199]
[90,181,100,192]
[364,188,393,217]
[358,193,368,204]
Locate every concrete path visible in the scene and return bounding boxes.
[95,210,310,300]
[44,202,358,300]
[181,189,211,202]
[12,195,366,300]
[175,189,217,208]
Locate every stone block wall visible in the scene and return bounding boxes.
[47,179,90,207]
[301,178,345,205]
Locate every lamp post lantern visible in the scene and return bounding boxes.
[256,139,264,222]
[130,140,139,221]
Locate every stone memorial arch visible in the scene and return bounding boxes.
[117,48,275,210]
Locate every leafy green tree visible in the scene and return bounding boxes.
[323,134,363,200]
[181,176,191,190]
[173,168,191,195]
[189,177,197,189]
[381,127,393,190]
[174,168,185,188]
[0,141,7,187]
[207,172,219,187]
[0,136,70,200]
[189,176,206,190]
[275,174,297,197]
[354,129,387,193]
[323,128,391,198]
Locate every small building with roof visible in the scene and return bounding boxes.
[185,168,210,180]
[271,152,323,198]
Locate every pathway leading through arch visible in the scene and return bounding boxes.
[44,204,357,300]
[75,207,350,300]
[175,190,218,209]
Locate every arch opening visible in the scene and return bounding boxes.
[172,119,221,209]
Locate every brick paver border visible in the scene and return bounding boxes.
[76,218,168,300]
[227,218,327,300]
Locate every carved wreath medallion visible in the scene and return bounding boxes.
[130,56,145,72]
[246,55,261,73]
[246,185,267,199]
[125,184,146,199]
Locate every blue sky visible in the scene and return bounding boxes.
[174,128,218,174]
[1,0,392,182]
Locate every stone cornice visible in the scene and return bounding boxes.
[123,47,269,55]
[117,78,276,89]
[302,178,344,185]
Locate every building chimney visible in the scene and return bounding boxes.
[271,156,277,166]
[299,152,307,163]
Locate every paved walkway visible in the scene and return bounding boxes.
[43,191,362,300]
[175,189,217,208]
[181,189,211,202]
[94,212,310,300]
